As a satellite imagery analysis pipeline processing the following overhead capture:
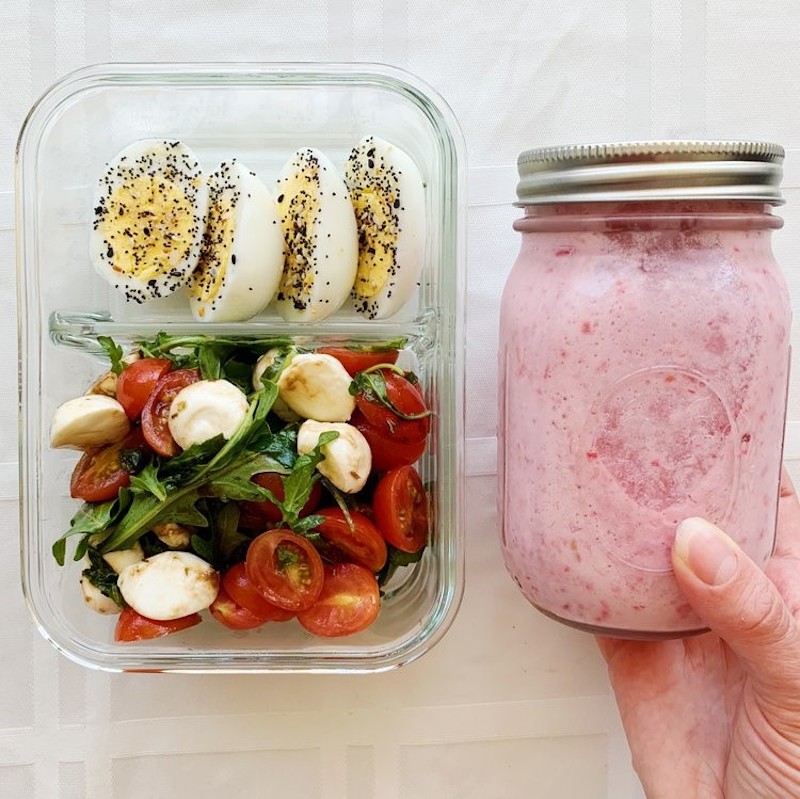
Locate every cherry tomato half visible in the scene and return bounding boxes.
[70,426,149,502]
[116,358,173,420]
[209,584,267,631]
[296,563,380,637]
[114,607,201,642]
[372,465,429,553]
[314,507,388,572]
[222,562,295,622]
[350,409,427,471]
[239,471,323,525]
[316,347,399,377]
[140,368,200,457]
[245,529,324,612]
[354,369,430,444]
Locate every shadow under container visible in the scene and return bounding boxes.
[17,62,466,672]
[498,141,791,638]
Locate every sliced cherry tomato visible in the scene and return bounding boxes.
[372,465,429,553]
[351,409,427,471]
[140,368,200,457]
[354,369,430,443]
[245,529,324,612]
[209,584,267,630]
[314,508,387,572]
[222,562,295,622]
[116,358,173,420]
[70,426,149,502]
[240,471,323,524]
[114,607,201,642]
[296,563,380,637]
[316,346,399,377]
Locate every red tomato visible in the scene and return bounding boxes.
[296,563,380,637]
[372,465,429,553]
[245,529,324,612]
[354,369,430,444]
[140,368,200,457]
[114,607,201,642]
[240,471,323,524]
[314,508,388,572]
[222,562,295,622]
[316,347,399,377]
[209,584,267,630]
[116,358,173,420]
[351,409,427,471]
[70,426,149,502]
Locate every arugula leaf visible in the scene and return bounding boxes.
[189,502,248,570]
[291,512,326,536]
[280,431,337,524]
[190,532,214,563]
[247,425,298,467]
[129,461,167,501]
[198,344,223,380]
[350,367,432,421]
[205,453,290,501]
[138,531,170,558]
[82,547,125,608]
[377,545,425,588]
[97,335,126,375]
[52,491,131,565]
[213,503,249,564]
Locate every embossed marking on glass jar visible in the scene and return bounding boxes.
[579,366,739,572]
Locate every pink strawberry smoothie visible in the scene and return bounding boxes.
[498,202,790,637]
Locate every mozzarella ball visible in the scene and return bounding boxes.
[167,379,249,450]
[102,542,145,574]
[118,551,219,621]
[50,394,130,450]
[277,353,356,422]
[80,575,121,615]
[251,348,301,422]
[297,420,372,493]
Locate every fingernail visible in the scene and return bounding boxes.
[674,517,739,586]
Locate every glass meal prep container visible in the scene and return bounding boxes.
[16,63,465,673]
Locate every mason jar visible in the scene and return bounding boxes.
[498,141,791,638]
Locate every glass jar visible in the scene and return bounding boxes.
[498,141,791,638]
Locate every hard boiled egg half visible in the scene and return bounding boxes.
[188,160,285,322]
[90,139,209,303]
[273,148,358,323]
[344,136,426,319]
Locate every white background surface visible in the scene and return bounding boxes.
[3,1,800,797]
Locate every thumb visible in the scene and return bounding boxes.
[672,517,800,697]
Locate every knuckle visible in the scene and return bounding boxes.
[732,579,792,644]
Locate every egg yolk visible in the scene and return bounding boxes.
[189,188,237,313]
[277,181,320,309]
[351,186,398,300]
[102,175,197,279]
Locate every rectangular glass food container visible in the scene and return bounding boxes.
[16,62,465,673]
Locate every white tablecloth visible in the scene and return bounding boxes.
[4,2,800,797]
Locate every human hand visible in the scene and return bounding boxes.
[598,469,800,799]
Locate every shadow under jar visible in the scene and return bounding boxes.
[498,141,791,639]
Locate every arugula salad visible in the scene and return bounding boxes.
[50,333,432,640]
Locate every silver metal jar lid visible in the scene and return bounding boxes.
[516,140,785,205]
